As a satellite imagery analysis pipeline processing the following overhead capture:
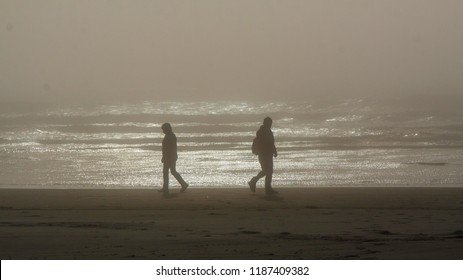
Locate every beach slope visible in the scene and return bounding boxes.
[1,187,463,259]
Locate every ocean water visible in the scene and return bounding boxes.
[1,98,462,188]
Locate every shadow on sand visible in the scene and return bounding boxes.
[260,195,284,202]
[161,193,180,199]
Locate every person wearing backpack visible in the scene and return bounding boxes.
[249,117,278,195]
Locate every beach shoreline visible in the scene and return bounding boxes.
[1,187,463,259]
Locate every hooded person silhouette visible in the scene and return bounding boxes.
[248,117,278,195]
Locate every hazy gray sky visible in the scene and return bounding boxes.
[1,0,462,104]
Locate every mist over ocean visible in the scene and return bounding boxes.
[1,97,462,188]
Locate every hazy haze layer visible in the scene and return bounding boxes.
[1,0,463,105]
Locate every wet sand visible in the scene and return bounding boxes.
[1,186,463,259]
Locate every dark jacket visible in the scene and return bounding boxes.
[256,125,277,156]
[162,132,178,163]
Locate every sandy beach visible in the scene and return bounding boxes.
[1,186,463,260]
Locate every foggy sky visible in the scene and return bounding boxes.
[1,0,463,105]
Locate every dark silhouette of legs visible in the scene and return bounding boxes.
[162,161,188,192]
[249,155,277,194]
[170,161,187,187]
[254,170,266,182]
[259,155,273,189]
[163,163,170,189]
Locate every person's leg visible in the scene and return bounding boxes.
[252,156,267,181]
[264,157,273,189]
[261,155,277,194]
[249,155,267,192]
[257,155,271,187]
[249,171,264,192]
[170,161,188,188]
[161,162,169,191]
[253,171,266,182]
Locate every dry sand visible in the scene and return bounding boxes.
[1,186,463,259]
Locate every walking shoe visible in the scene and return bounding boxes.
[248,180,256,193]
[180,183,189,193]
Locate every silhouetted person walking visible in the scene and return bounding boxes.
[160,123,188,193]
[249,117,278,195]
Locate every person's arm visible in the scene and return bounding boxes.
[272,131,277,157]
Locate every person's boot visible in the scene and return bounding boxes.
[180,183,189,193]
[248,179,257,193]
